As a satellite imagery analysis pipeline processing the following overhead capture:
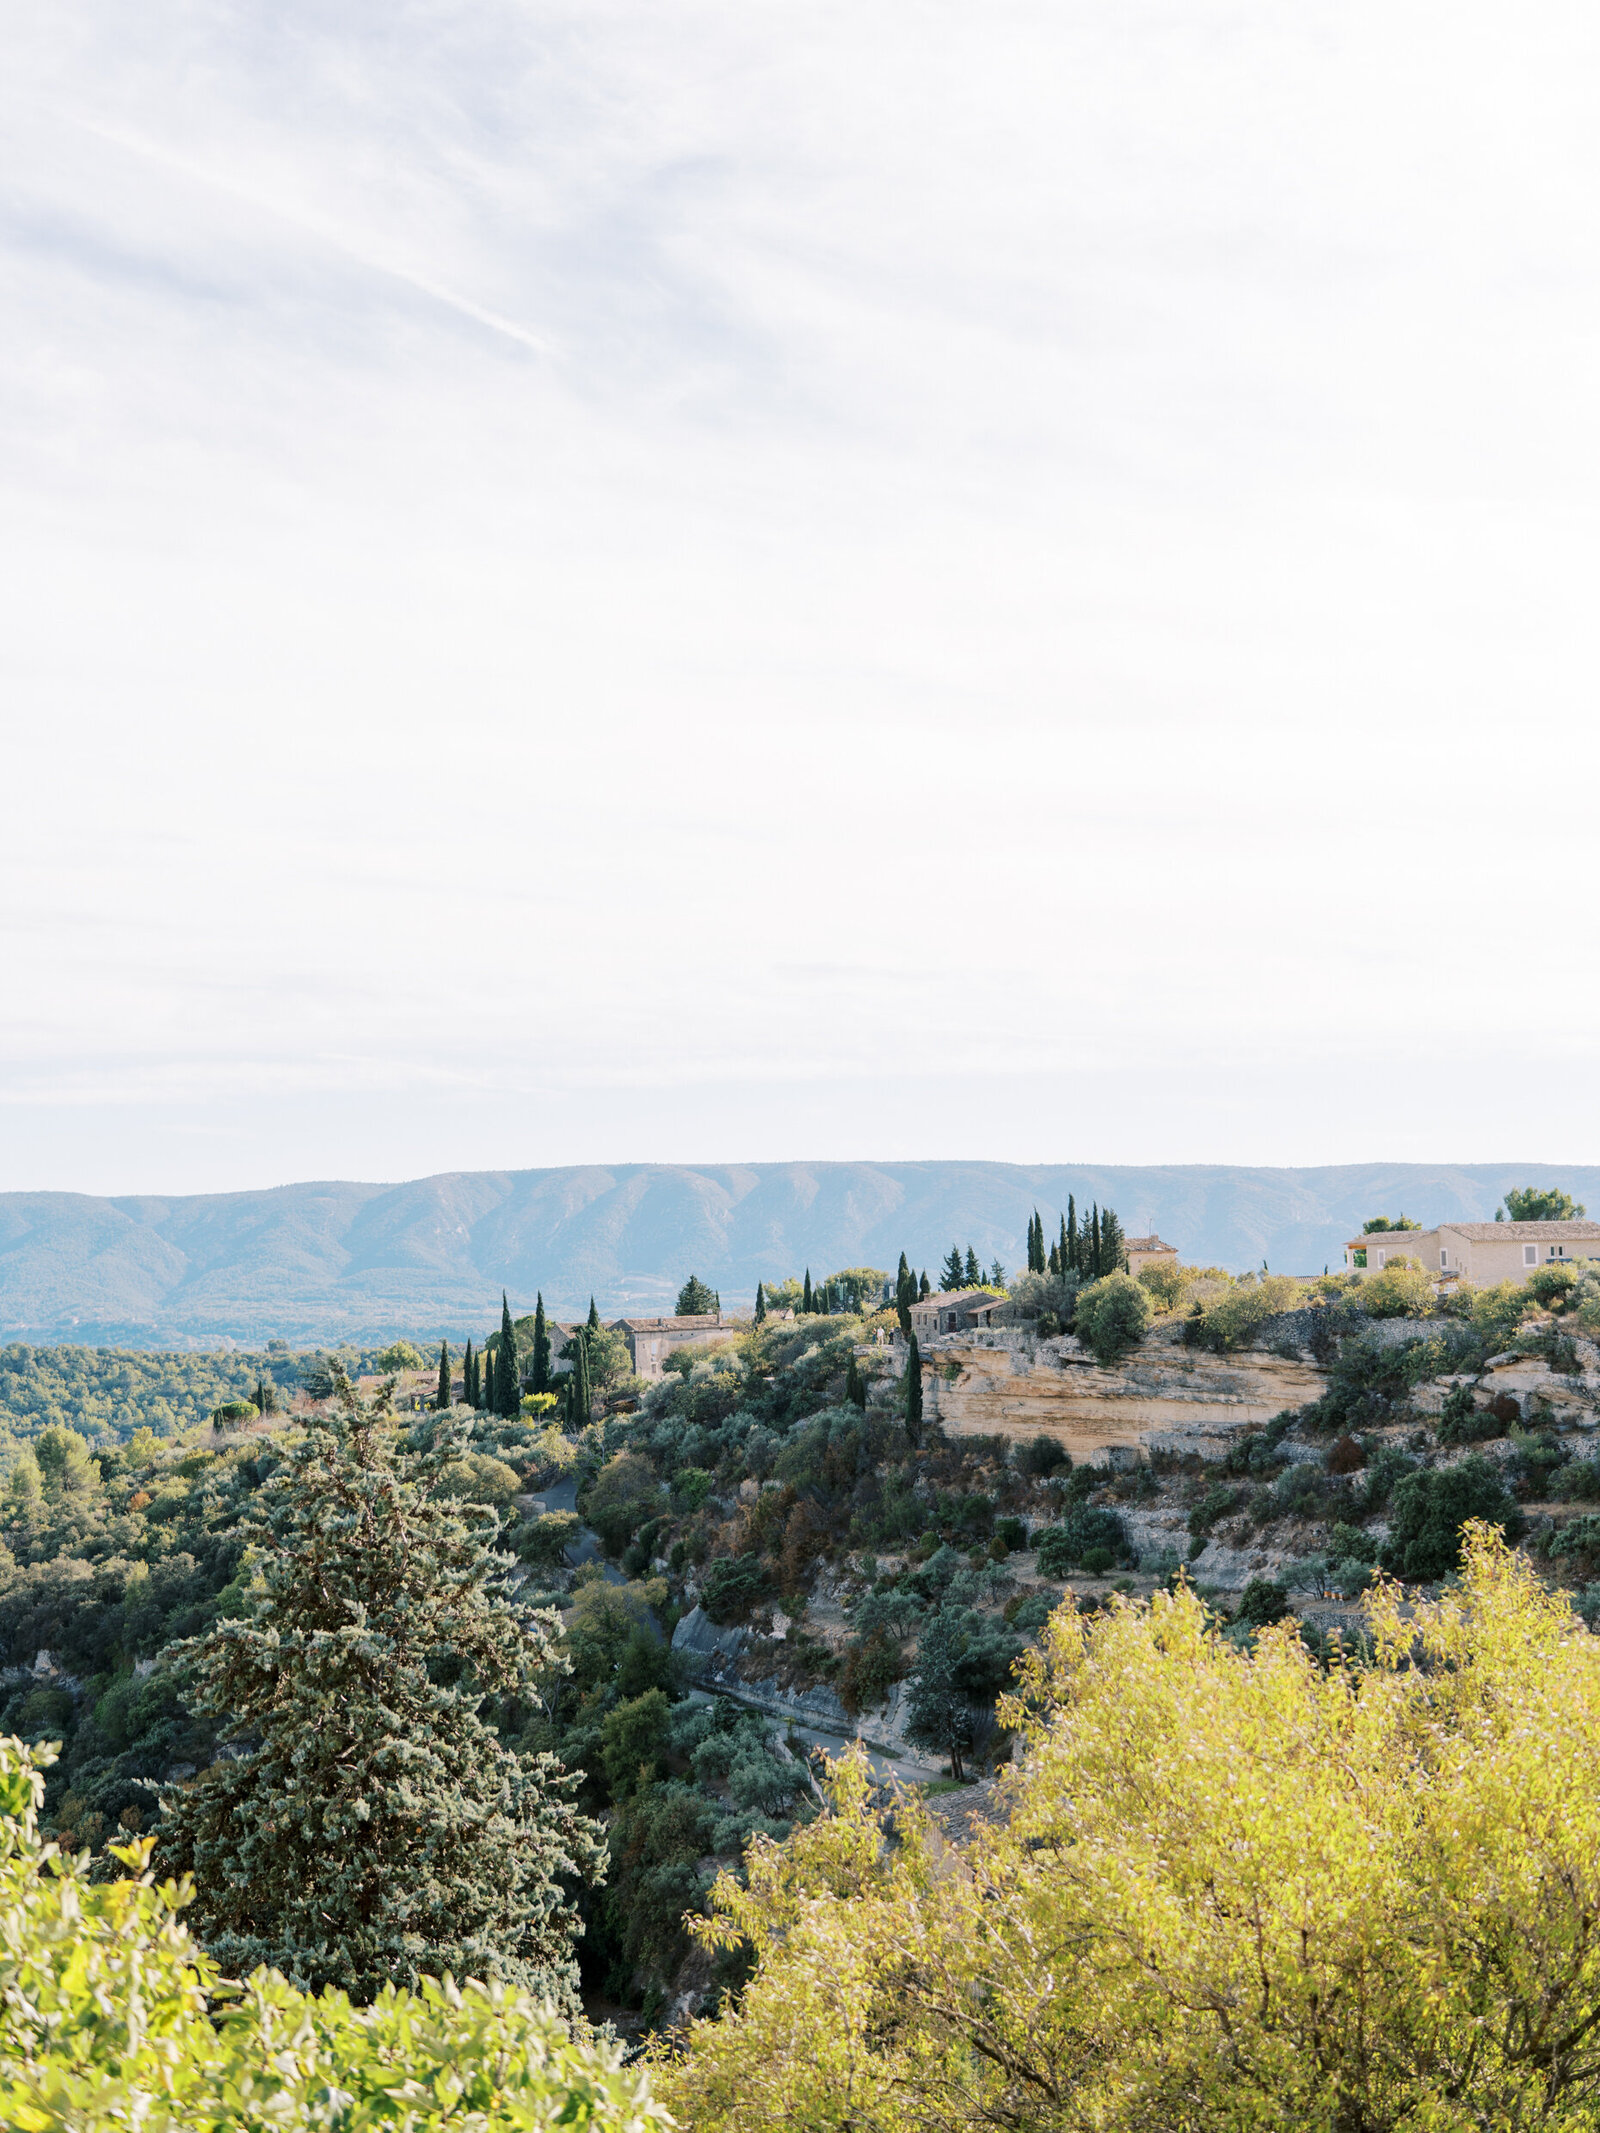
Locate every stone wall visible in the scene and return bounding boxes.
[917,1330,1325,1462]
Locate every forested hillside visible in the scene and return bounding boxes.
[11,1223,1600,2124]
[6,1159,1597,1342]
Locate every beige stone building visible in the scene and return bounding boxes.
[1344,1220,1600,1284]
[908,1287,1006,1339]
[612,1311,742,1382]
[1124,1234,1179,1278]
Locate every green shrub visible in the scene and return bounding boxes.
[1074,1274,1153,1364]
[1036,1507,1128,1575]
[1005,1588,1063,1632]
[1016,1434,1070,1477]
[700,1553,773,1624]
[993,1515,1027,1552]
[1436,1382,1496,1446]
[1186,1274,1303,1353]
[601,1688,674,1800]
[672,1465,716,1512]
[514,1509,580,1568]
[1234,1577,1291,1627]
[1382,1457,1525,1582]
[1358,1258,1435,1320]
[839,1629,907,1714]
[375,1340,427,1372]
[0,1735,669,2131]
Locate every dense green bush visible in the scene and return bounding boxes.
[1073,1274,1152,1364]
[1036,1507,1129,1575]
[1381,1457,1525,1582]
[1185,1275,1302,1353]
[0,1734,669,2132]
[700,1553,773,1624]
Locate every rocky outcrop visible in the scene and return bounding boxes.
[920,1332,1325,1462]
[671,1606,921,1759]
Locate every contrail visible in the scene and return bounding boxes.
[64,105,555,359]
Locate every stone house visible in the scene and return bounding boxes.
[612,1311,742,1382]
[1124,1234,1179,1278]
[908,1288,1006,1339]
[1344,1220,1600,1284]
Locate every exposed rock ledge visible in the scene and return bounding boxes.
[921,1333,1325,1462]
[671,1605,920,1759]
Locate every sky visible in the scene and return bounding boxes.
[4,2,1600,1195]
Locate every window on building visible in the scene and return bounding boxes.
[1524,1245,1538,1267]
[1440,1250,1448,1268]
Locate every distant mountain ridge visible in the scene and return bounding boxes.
[1,1160,1593,1349]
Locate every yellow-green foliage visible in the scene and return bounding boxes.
[1134,1258,1186,1308]
[0,1737,669,2132]
[1188,1270,1303,1350]
[1359,1253,1435,1319]
[663,1529,1600,2133]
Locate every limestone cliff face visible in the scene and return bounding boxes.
[916,1330,1325,1462]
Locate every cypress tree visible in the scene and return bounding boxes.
[586,1296,600,1335]
[941,1245,964,1292]
[158,1366,603,2005]
[1048,1239,1060,1279]
[497,1292,520,1418]
[904,1331,923,1444]
[532,1294,551,1395]
[1090,1205,1102,1279]
[845,1351,866,1409]
[1059,1213,1069,1272]
[1100,1207,1127,1274]
[895,1254,913,1335]
[434,1339,450,1411]
[570,1333,592,1426]
[1067,1195,1079,1274]
[920,1270,930,1299]
[754,1282,767,1324]
[1028,1211,1043,1274]
[803,1269,813,1314]
[964,1245,981,1287]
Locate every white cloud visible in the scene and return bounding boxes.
[4,1,1600,1191]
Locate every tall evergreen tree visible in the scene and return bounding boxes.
[845,1351,866,1409]
[904,1609,972,1782]
[754,1281,767,1324]
[460,1339,474,1410]
[1090,1205,1102,1279]
[158,1367,603,2005]
[1067,1195,1079,1274]
[964,1245,981,1287]
[566,1335,592,1429]
[1048,1239,1061,1278]
[434,1340,450,1412]
[920,1270,931,1299]
[904,1331,923,1444]
[1100,1206,1127,1275]
[803,1269,813,1314]
[497,1292,520,1418]
[532,1294,551,1395]
[586,1296,601,1335]
[1059,1213,1070,1271]
[1027,1211,1043,1274]
[895,1253,913,1335]
[940,1245,965,1293]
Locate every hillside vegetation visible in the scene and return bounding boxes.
[9,1209,1600,2123]
[6,1159,1598,1341]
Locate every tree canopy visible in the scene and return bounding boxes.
[158,1368,603,2007]
[0,1733,666,2133]
[663,1529,1600,2133]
